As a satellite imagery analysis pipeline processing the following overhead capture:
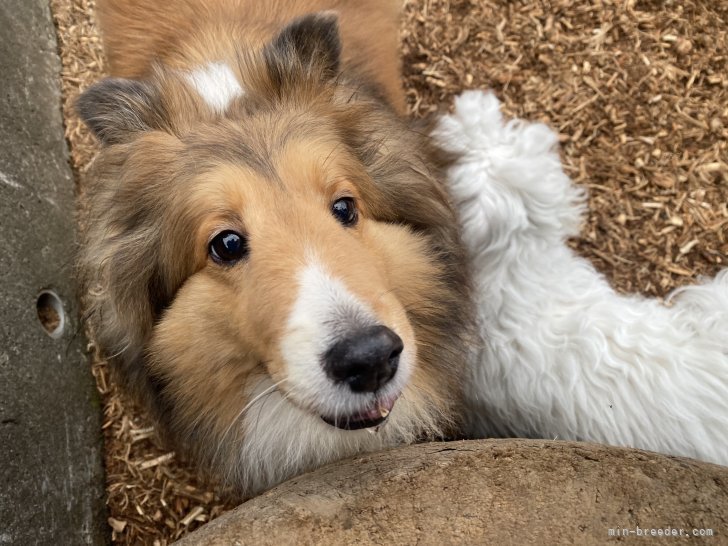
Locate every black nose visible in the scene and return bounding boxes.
[323,325,403,393]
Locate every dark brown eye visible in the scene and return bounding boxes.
[209,230,248,265]
[332,197,357,227]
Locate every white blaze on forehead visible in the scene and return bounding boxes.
[185,61,244,113]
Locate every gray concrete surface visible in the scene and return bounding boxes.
[0,1,108,543]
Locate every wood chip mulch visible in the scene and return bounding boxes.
[50,0,727,543]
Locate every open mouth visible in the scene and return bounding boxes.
[321,396,398,431]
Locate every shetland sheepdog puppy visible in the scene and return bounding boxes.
[77,0,471,497]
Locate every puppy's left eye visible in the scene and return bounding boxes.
[331,197,358,227]
[209,230,248,265]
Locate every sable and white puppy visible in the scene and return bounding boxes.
[77,0,472,497]
[434,90,728,466]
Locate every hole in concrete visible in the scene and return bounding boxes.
[36,290,65,339]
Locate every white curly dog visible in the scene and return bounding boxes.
[435,91,728,465]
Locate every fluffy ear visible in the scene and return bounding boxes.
[76,78,163,145]
[265,11,342,79]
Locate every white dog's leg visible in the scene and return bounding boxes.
[434,90,728,465]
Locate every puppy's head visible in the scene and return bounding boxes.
[78,13,471,496]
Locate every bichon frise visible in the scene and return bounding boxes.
[436,90,728,465]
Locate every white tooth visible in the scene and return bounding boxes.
[379,406,390,418]
[365,427,377,435]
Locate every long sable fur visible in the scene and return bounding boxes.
[77,5,473,496]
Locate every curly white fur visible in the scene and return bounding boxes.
[434,90,728,465]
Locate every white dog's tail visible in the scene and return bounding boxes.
[435,91,586,249]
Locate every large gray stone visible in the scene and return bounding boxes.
[0,1,107,543]
[178,440,727,545]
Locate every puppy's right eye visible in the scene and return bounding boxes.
[209,230,248,265]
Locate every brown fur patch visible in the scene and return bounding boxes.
[96,0,406,112]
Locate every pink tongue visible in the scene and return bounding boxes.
[356,397,396,421]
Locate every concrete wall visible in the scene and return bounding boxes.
[0,0,107,543]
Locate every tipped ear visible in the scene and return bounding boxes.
[76,78,163,145]
[266,11,342,78]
